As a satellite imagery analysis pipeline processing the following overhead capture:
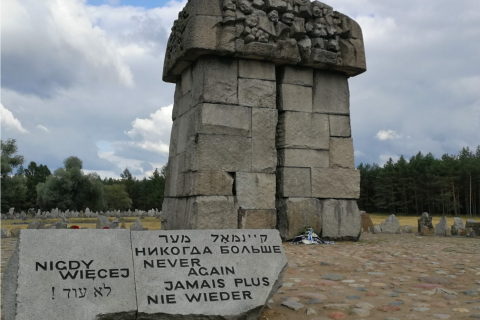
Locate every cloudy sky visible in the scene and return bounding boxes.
[2,0,479,178]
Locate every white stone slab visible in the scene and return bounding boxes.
[132,229,287,319]
[2,230,137,320]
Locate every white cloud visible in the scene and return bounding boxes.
[375,130,403,141]
[0,104,28,133]
[36,125,50,133]
[125,104,173,154]
[2,0,134,97]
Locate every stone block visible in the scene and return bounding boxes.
[238,209,277,229]
[235,172,276,209]
[311,168,360,199]
[184,171,234,196]
[277,167,311,197]
[350,38,366,70]
[329,138,355,169]
[277,198,322,240]
[174,91,194,119]
[195,103,251,137]
[278,148,329,168]
[313,70,350,114]
[329,115,351,137]
[2,230,137,320]
[181,66,192,95]
[252,108,277,173]
[278,65,313,86]
[190,134,252,172]
[278,84,312,112]
[176,109,197,155]
[238,78,276,108]
[189,196,237,229]
[239,59,276,80]
[191,56,238,105]
[276,111,329,149]
[182,15,222,52]
[131,229,287,319]
[161,197,188,230]
[320,199,362,241]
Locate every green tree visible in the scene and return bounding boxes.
[1,139,27,211]
[24,161,51,207]
[37,157,105,211]
[104,184,132,210]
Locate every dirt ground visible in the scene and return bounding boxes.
[1,232,479,320]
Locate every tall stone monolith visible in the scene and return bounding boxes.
[162,0,366,241]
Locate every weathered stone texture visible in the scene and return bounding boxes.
[184,171,234,196]
[277,198,323,240]
[238,209,277,229]
[195,103,252,137]
[277,167,312,198]
[235,172,276,210]
[238,78,276,108]
[311,168,360,199]
[320,199,361,241]
[191,134,252,172]
[239,59,276,80]
[278,66,313,86]
[278,148,329,168]
[329,138,355,169]
[329,115,351,137]
[278,84,312,112]
[252,108,278,173]
[276,112,329,149]
[313,71,350,114]
[192,56,238,105]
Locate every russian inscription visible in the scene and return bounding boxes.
[132,229,287,319]
[3,229,286,320]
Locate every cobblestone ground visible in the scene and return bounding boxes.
[1,233,479,320]
[261,233,480,320]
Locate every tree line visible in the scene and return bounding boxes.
[357,146,480,216]
[1,139,167,213]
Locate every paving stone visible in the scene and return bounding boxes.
[350,308,370,317]
[281,300,305,311]
[321,274,344,281]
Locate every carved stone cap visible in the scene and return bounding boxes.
[163,0,366,83]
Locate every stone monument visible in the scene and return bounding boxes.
[162,0,366,241]
[3,229,286,320]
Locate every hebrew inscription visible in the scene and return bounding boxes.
[132,229,287,319]
[2,229,287,320]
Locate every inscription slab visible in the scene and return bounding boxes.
[132,229,287,319]
[2,230,137,320]
[3,229,287,320]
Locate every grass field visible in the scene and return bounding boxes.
[1,214,476,233]
[368,214,474,227]
[0,217,162,231]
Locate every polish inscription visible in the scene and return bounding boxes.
[8,230,137,320]
[132,229,287,317]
